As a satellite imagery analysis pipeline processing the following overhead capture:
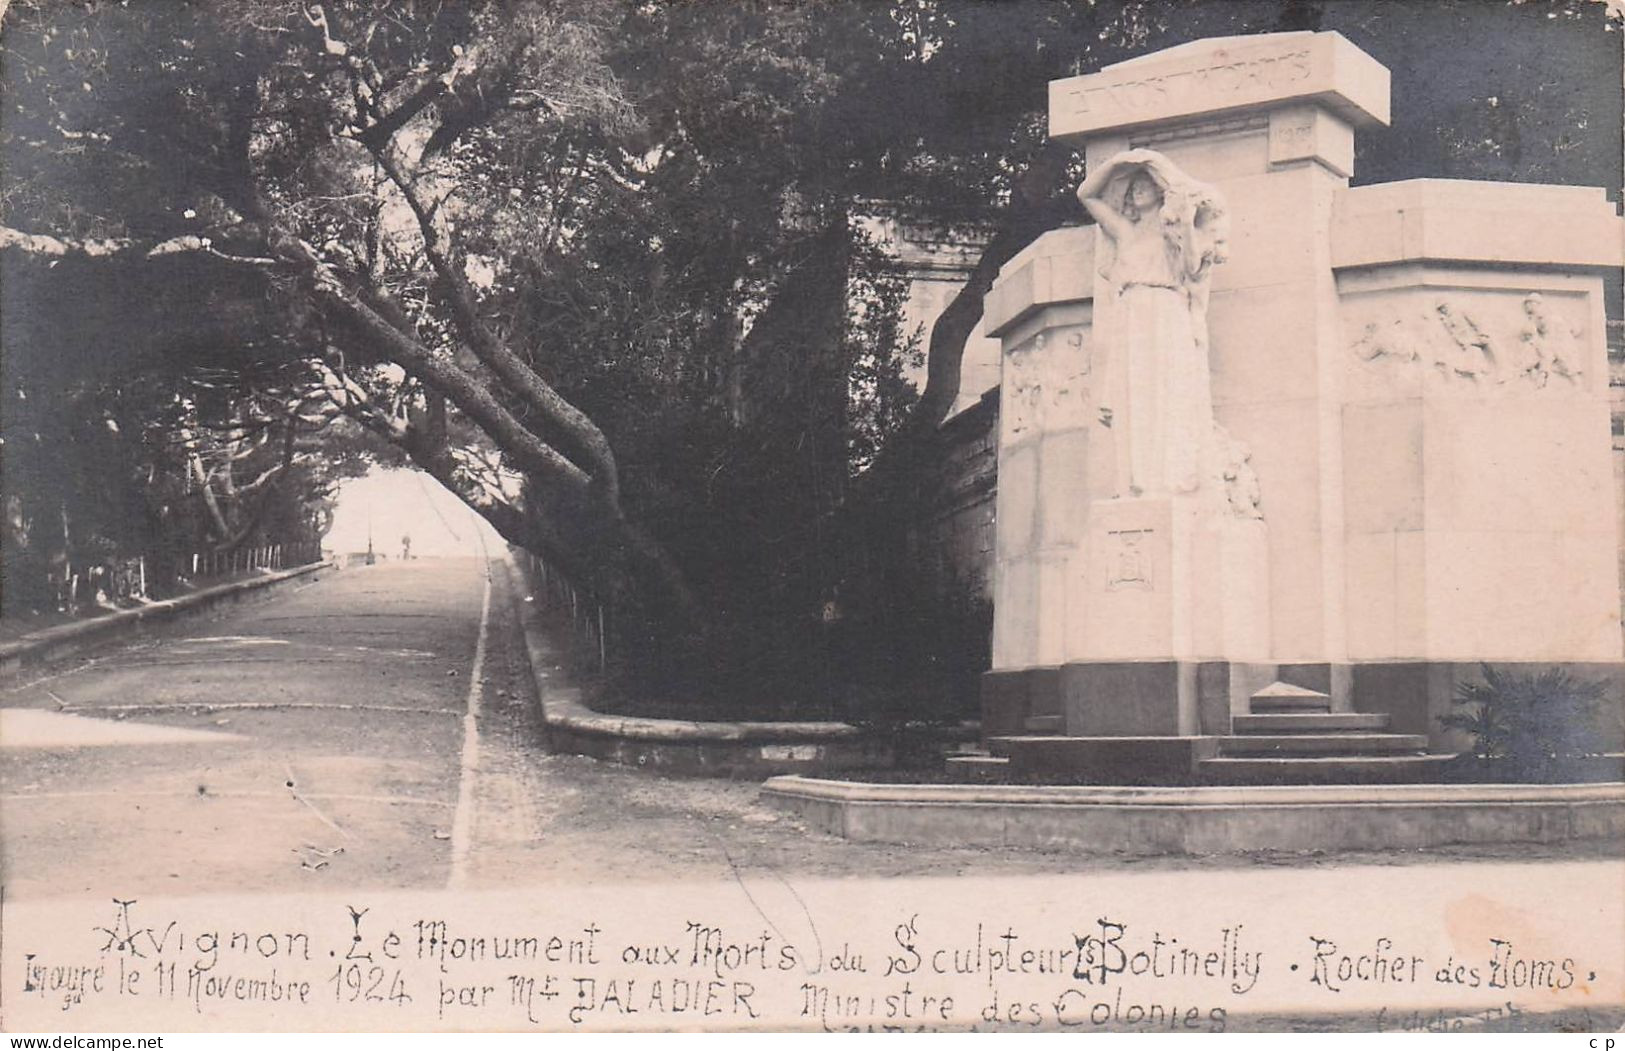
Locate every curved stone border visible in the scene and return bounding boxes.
[536,688,900,778]
[0,562,329,680]
[760,776,1625,854]
[541,689,860,743]
[507,554,975,777]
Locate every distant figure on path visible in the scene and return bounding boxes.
[401,534,412,561]
[1077,148,1228,497]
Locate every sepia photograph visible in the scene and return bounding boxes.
[1,0,1622,1036]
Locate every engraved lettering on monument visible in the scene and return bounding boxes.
[1269,115,1317,157]
[1076,148,1229,498]
[1066,49,1313,118]
[1139,113,1269,151]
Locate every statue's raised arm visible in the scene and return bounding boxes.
[1076,156,1134,240]
[1080,148,1226,299]
[1075,149,1170,242]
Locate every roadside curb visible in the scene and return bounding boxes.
[504,550,974,777]
[0,561,331,679]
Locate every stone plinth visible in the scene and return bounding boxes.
[1075,496,1269,660]
[981,30,1624,747]
[988,287,1098,671]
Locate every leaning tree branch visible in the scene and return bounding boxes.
[0,225,277,266]
[266,227,593,492]
[323,381,586,579]
[365,143,624,503]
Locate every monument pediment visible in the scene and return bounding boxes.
[1049,30,1389,142]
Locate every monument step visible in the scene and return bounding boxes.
[1231,713,1391,734]
[985,735,1214,786]
[1252,681,1332,700]
[1249,683,1334,713]
[1248,693,1333,713]
[1197,755,1455,786]
[1023,714,1066,734]
[1216,733,1428,756]
[945,755,1011,784]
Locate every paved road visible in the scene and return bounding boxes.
[2,559,492,896]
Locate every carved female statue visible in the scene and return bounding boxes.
[1076,149,1228,497]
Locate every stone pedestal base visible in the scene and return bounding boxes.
[982,659,1278,738]
[987,494,1272,736]
[986,735,1218,785]
[981,658,1625,752]
[1078,495,1270,664]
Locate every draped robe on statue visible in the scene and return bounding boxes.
[1088,155,1228,499]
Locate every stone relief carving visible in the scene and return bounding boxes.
[1350,317,1415,368]
[1002,340,1043,437]
[1431,301,1496,381]
[1211,424,1263,520]
[1515,292,1584,387]
[1105,528,1154,591]
[1003,328,1094,436]
[1350,293,1585,390]
[1043,329,1093,428]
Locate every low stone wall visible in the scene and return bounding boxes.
[0,561,329,679]
[760,777,1625,854]
[508,553,977,778]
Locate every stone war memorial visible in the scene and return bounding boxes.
[972,30,1624,786]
